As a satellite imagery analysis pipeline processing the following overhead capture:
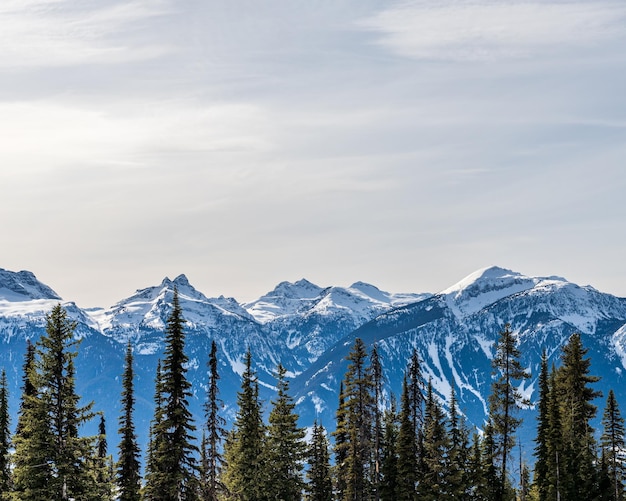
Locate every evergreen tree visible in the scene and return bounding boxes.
[601,389,625,501]
[307,421,333,501]
[12,304,99,500]
[264,364,306,501]
[395,376,417,501]
[555,333,601,499]
[379,396,399,501]
[533,350,550,501]
[222,348,266,501]
[487,323,530,501]
[0,369,10,498]
[143,360,164,501]
[333,382,349,500]
[467,432,488,500]
[546,365,563,501]
[95,414,114,500]
[117,342,141,501]
[200,340,226,501]
[369,345,384,501]
[145,289,199,500]
[447,384,470,499]
[341,338,375,501]
[417,380,450,500]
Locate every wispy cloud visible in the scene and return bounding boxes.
[361,0,626,61]
[0,0,173,68]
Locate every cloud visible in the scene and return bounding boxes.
[0,0,173,68]
[360,0,626,61]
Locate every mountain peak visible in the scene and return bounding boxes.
[440,266,538,317]
[0,268,62,302]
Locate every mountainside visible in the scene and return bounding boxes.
[1,266,625,464]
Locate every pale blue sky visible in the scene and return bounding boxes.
[2,0,626,307]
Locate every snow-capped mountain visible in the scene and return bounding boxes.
[1,265,625,464]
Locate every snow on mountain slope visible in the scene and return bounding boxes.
[0,268,61,302]
[244,279,325,322]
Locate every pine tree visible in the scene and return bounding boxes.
[333,382,349,500]
[222,348,266,501]
[264,364,306,501]
[555,333,601,499]
[379,395,399,501]
[601,389,625,501]
[369,345,384,501]
[200,340,226,501]
[341,338,375,501]
[533,350,550,501]
[12,304,99,500]
[487,323,530,500]
[117,342,141,501]
[307,421,333,501]
[0,369,10,498]
[147,289,199,500]
[395,376,417,501]
[417,380,450,500]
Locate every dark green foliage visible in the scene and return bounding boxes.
[200,340,226,501]
[95,414,114,500]
[0,369,10,497]
[307,421,333,501]
[264,364,306,500]
[417,380,450,500]
[533,351,550,501]
[369,345,384,500]
[333,382,349,500]
[601,389,625,501]
[11,304,99,500]
[222,348,266,501]
[487,323,530,500]
[117,342,141,501]
[556,333,601,499]
[143,290,198,500]
[446,384,470,499]
[379,396,398,501]
[341,338,375,501]
[395,376,417,501]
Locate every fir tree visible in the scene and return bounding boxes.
[333,382,349,500]
[117,342,141,501]
[0,369,10,498]
[487,323,530,500]
[264,364,306,501]
[341,338,375,501]
[533,350,550,501]
[145,289,199,500]
[222,348,266,501]
[307,421,333,501]
[447,383,470,499]
[395,376,417,501]
[369,345,384,501]
[379,396,399,501]
[143,360,164,501]
[417,380,450,500]
[555,333,601,499]
[601,389,625,501]
[95,414,114,500]
[200,340,226,501]
[12,304,99,500]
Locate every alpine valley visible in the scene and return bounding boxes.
[1,266,625,464]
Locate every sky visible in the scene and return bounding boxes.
[1,0,626,308]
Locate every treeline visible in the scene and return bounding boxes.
[0,293,625,500]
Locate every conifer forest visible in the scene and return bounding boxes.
[1,292,625,501]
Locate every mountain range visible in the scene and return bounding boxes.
[1,266,625,464]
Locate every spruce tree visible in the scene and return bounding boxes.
[369,345,384,501]
[200,340,226,501]
[341,338,375,501]
[533,350,550,501]
[95,414,114,500]
[307,421,333,501]
[379,396,399,501]
[447,383,470,499]
[395,376,417,501]
[601,389,625,501]
[333,382,349,500]
[0,369,10,497]
[143,360,164,501]
[417,380,450,500]
[222,348,266,501]
[145,289,199,500]
[12,304,99,500]
[487,322,530,500]
[264,364,306,501]
[555,333,601,499]
[117,342,141,501]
